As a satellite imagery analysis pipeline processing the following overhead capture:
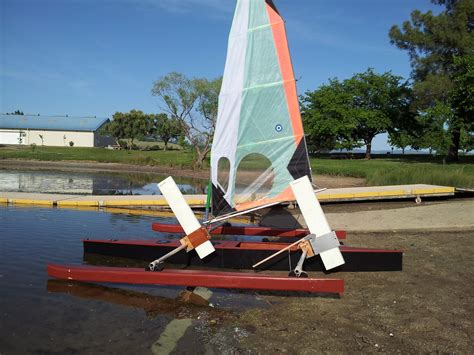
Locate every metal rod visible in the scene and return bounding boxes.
[150,244,186,267]
[204,201,282,225]
[208,220,227,233]
[252,236,307,268]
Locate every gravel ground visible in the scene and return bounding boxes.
[224,229,474,353]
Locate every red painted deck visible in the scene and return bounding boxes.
[47,264,344,294]
[152,223,347,239]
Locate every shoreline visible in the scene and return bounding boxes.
[0,158,210,179]
[0,158,367,188]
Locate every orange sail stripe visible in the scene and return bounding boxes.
[266,3,304,145]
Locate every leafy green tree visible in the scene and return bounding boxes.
[388,130,412,154]
[103,110,153,149]
[301,79,359,153]
[346,69,411,159]
[389,0,474,161]
[152,72,222,169]
[153,113,181,150]
[5,110,24,115]
[416,102,453,155]
[451,54,474,153]
[460,128,474,153]
[302,69,411,159]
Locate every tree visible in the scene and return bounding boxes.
[302,69,411,159]
[301,79,359,153]
[460,128,474,153]
[346,69,412,159]
[415,102,453,155]
[389,0,474,161]
[152,113,181,150]
[388,131,412,154]
[451,54,474,153]
[152,72,222,169]
[103,110,153,149]
[7,110,24,115]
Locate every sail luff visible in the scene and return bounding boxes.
[211,0,249,204]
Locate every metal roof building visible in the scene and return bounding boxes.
[0,115,109,131]
[0,114,113,147]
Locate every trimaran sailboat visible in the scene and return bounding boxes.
[48,0,402,294]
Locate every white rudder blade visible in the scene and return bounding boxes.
[290,176,345,270]
[158,177,215,259]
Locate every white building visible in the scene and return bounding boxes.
[0,114,114,147]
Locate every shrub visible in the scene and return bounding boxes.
[69,141,74,147]
[118,140,128,149]
[30,143,36,152]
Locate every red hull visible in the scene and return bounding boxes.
[47,264,344,294]
[84,239,403,272]
[152,223,346,239]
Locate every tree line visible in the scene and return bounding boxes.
[102,73,221,169]
[103,0,472,165]
[304,0,473,160]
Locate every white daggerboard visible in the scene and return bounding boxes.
[290,176,345,270]
[158,177,215,259]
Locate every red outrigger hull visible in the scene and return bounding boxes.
[47,264,344,294]
[152,223,346,239]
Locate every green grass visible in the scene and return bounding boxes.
[1,145,473,188]
[310,157,474,188]
[0,145,197,169]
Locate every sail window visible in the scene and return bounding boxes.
[217,157,231,193]
[234,153,274,205]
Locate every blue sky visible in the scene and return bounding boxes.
[1,0,438,150]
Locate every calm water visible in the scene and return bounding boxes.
[0,206,266,354]
[0,169,207,195]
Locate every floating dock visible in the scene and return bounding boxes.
[0,184,456,208]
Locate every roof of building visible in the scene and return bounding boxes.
[0,114,109,132]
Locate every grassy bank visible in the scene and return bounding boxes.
[311,157,474,188]
[1,145,473,188]
[0,145,197,168]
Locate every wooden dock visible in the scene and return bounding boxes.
[0,184,455,208]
